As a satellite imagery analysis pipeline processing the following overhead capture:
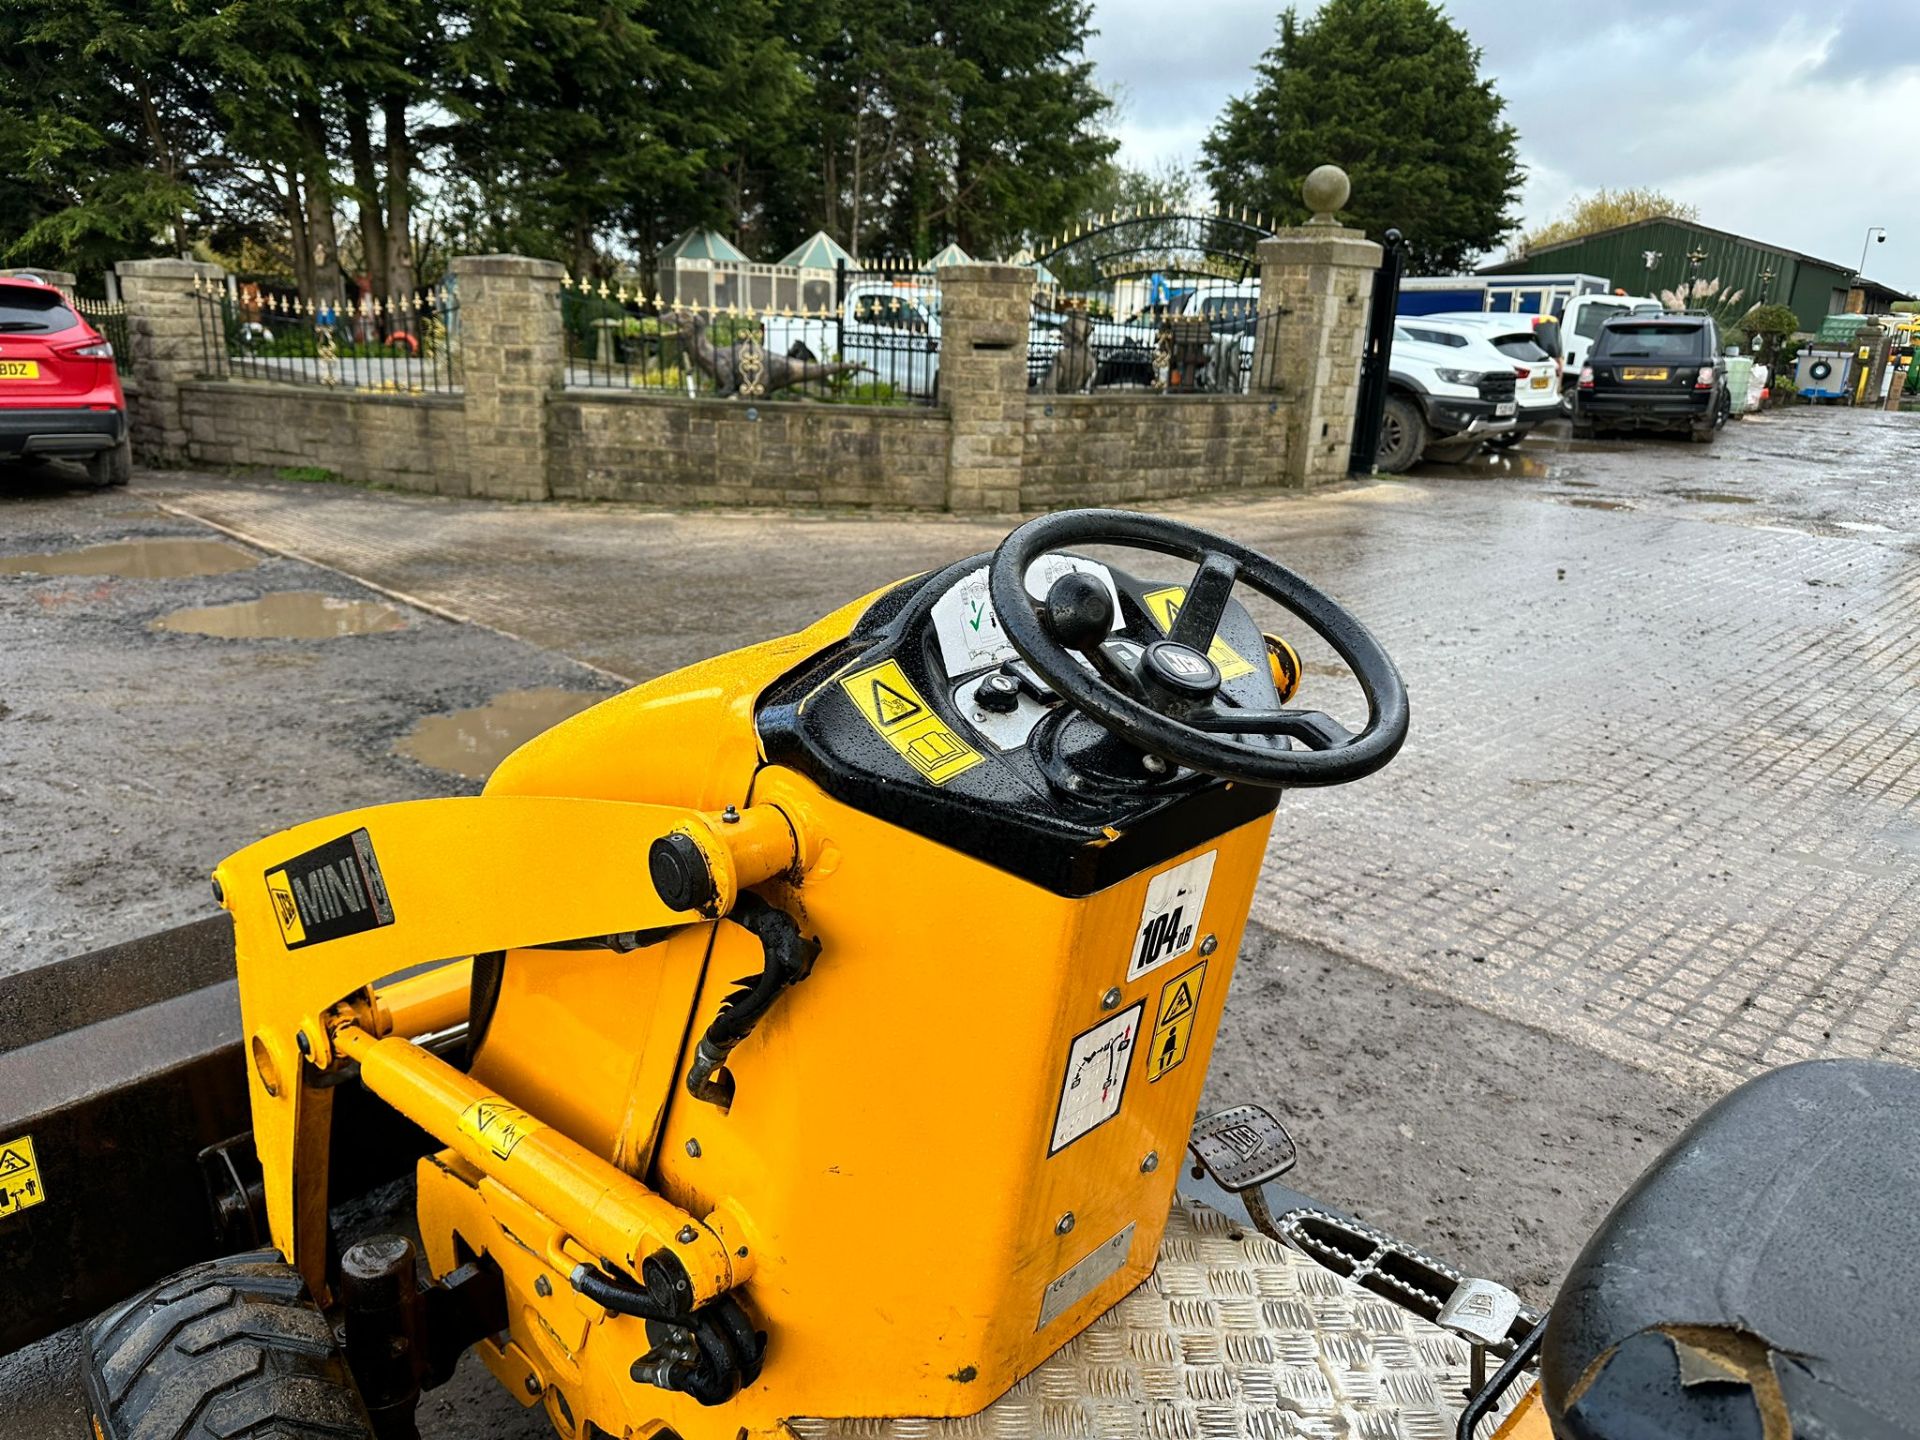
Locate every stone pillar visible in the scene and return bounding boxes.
[939,263,1032,513]
[1251,229,1380,486]
[116,258,225,463]
[450,254,566,500]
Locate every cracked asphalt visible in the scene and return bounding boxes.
[3,403,1915,1435]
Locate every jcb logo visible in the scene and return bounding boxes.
[1137,906,1189,971]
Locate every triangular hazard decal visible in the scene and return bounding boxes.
[1161,981,1195,1025]
[0,1149,28,1178]
[870,679,923,727]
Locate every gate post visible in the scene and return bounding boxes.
[1349,228,1405,475]
[450,254,566,501]
[940,263,1032,514]
[115,258,226,465]
[1252,168,1381,487]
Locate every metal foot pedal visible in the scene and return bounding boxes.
[1186,1104,1297,1190]
[1269,1207,1541,1356]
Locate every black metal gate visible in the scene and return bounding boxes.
[1349,228,1405,475]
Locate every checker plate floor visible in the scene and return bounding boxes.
[788,1199,1504,1439]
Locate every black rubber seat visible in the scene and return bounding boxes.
[1541,1060,1920,1440]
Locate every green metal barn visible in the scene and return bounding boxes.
[1480,217,1911,333]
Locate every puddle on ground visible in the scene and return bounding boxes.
[153,591,408,640]
[0,538,258,578]
[394,688,604,780]
[1565,498,1634,511]
[1669,490,1757,505]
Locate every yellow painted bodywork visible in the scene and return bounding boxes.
[219,570,1280,1437]
[1492,1386,1550,1440]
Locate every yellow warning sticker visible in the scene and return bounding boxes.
[458,1097,544,1161]
[0,1135,45,1220]
[1141,587,1256,681]
[839,658,984,786]
[1145,961,1206,1083]
[264,868,306,946]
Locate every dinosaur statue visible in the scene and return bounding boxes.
[668,312,867,398]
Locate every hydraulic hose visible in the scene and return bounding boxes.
[685,891,819,1110]
[568,1263,686,1324]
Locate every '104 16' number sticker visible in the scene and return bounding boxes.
[1128,850,1215,981]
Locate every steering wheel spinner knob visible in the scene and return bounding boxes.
[1041,571,1114,652]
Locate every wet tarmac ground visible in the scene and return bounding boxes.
[3,405,1915,1435]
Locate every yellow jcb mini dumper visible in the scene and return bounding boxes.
[39,510,1918,1440]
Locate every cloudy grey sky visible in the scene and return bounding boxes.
[1084,0,1920,293]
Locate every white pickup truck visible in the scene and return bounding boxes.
[760,281,942,398]
[1376,325,1520,471]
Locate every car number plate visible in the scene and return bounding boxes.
[1621,366,1668,381]
[1530,374,1551,389]
[1495,401,1516,416]
[0,360,40,379]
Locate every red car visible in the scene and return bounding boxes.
[0,274,130,486]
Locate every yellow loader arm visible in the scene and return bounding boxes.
[212,794,798,1301]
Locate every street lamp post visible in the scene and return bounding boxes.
[1858,226,1887,277]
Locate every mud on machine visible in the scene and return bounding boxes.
[3,508,1912,1440]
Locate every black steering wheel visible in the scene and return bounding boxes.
[987,509,1409,788]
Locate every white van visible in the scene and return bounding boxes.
[1550,294,1666,380]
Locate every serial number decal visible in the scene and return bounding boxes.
[458,1097,544,1161]
[838,658,984,786]
[264,826,395,949]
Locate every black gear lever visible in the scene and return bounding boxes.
[1040,571,1145,700]
[1040,570,1113,650]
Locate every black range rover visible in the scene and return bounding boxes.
[1573,314,1730,443]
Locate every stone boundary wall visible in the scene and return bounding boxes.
[1020,394,1294,510]
[179,381,471,495]
[548,392,948,508]
[116,239,1379,512]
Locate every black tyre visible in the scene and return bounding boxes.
[1376,393,1427,473]
[87,435,132,488]
[1688,422,1716,445]
[83,1249,375,1440]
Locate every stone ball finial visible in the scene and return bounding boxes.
[1302,165,1350,226]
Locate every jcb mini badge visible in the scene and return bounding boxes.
[264,827,395,949]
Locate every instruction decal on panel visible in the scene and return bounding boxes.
[1048,1003,1144,1155]
[839,658,984,785]
[1128,850,1216,980]
[1146,961,1206,1082]
[930,556,1124,678]
[0,1135,45,1221]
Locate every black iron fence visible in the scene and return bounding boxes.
[192,279,460,394]
[71,296,131,362]
[1027,279,1279,395]
[561,272,940,406]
